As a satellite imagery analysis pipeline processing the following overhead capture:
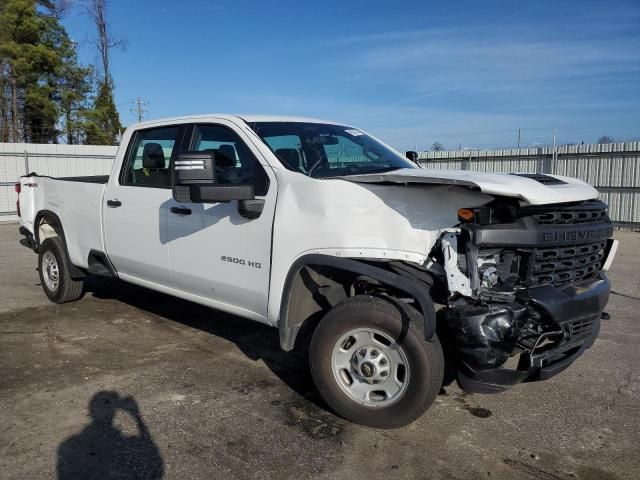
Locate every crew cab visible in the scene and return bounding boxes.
[17,115,617,428]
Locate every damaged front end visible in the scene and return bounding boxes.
[433,199,615,393]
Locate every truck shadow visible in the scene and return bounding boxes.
[86,277,325,410]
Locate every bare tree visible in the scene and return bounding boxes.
[597,135,614,144]
[84,0,125,82]
[431,142,444,151]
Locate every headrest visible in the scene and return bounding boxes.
[218,145,237,164]
[202,148,235,168]
[275,148,301,170]
[142,143,165,169]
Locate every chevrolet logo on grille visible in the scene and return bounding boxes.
[542,226,613,243]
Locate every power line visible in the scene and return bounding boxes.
[129,97,149,123]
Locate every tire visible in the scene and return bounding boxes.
[38,237,84,304]
[310,295,444,428]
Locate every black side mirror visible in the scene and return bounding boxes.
[405,151,420,165]
[172,151,255,203]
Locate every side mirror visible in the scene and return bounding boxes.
[405,151,420,166]
[172,151,255,203]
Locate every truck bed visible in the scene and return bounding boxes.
[18,174,107,269]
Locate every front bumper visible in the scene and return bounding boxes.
[453,273,610,394]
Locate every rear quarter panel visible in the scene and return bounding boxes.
[27,177,106,268]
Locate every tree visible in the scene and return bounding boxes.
[598,135,614,144]
[0,0,62,142]
[431,142,444,151]
[0,0,92,143]
[83,0,123,144]
[83,79,121,144]
[85,0,124,83]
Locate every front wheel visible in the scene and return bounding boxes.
[310,295,444,428]
[38,237,84,304]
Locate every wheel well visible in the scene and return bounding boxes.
[281,265,352,350]
[34,210,85,279]
[35,211,63,247]
[278,255,436,351]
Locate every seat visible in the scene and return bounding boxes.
[136,142,169,186]
[275,148,302,172]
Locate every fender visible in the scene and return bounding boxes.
[34,210,86,279]
[278,253,436,351]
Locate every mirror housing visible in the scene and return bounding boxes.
[172,151,255,203]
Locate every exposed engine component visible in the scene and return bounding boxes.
[440,231,472,297]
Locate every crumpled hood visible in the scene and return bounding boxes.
[339,168,599,205]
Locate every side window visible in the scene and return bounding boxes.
[191,124,269,196]
[121,126,181,187]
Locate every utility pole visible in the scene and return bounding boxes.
[131,97,148,123]
[517,128,521,149]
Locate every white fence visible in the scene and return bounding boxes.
[0,143,117,222]
[1,141,638,227]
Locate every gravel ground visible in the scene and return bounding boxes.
[1,222,638,480]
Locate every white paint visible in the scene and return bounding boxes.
[343,169,600,206]
[440,231,473,297]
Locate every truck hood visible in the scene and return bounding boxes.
[340,168,599,205]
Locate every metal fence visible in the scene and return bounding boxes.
[1,141,638,228]
[419,142,640,229]
[0,143,117,222]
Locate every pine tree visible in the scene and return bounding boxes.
[83,78,122,145]
[0,0,95,143]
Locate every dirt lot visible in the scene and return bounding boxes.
[1,223,639,480]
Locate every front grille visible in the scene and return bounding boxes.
[525,240,606,287]
[522,200,609,226]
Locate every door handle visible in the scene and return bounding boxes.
[170,206,192,215]
[106,199,122,208]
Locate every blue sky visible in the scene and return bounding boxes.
[62,0,640,150]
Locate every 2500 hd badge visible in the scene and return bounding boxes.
[221,255,262,269]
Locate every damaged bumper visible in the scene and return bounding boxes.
[448,273,610,394]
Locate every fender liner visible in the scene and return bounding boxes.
[34,210,85,279]
[278,254,436,351]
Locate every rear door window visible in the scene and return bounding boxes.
[121,126,182,188]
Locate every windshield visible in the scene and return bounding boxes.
[248,122,416,178]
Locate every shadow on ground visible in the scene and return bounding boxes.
[57,391,164,480]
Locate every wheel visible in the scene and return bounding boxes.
[310,295,444,428]
[38,237,84,304]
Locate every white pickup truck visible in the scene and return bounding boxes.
[17,114,616,428]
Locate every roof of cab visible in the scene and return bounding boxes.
[130,114,346,129]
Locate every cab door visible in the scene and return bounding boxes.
[103,124,186,285]
[166,121,276,321]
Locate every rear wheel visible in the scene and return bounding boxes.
[38,237,84,304]
[310,295,444,428]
